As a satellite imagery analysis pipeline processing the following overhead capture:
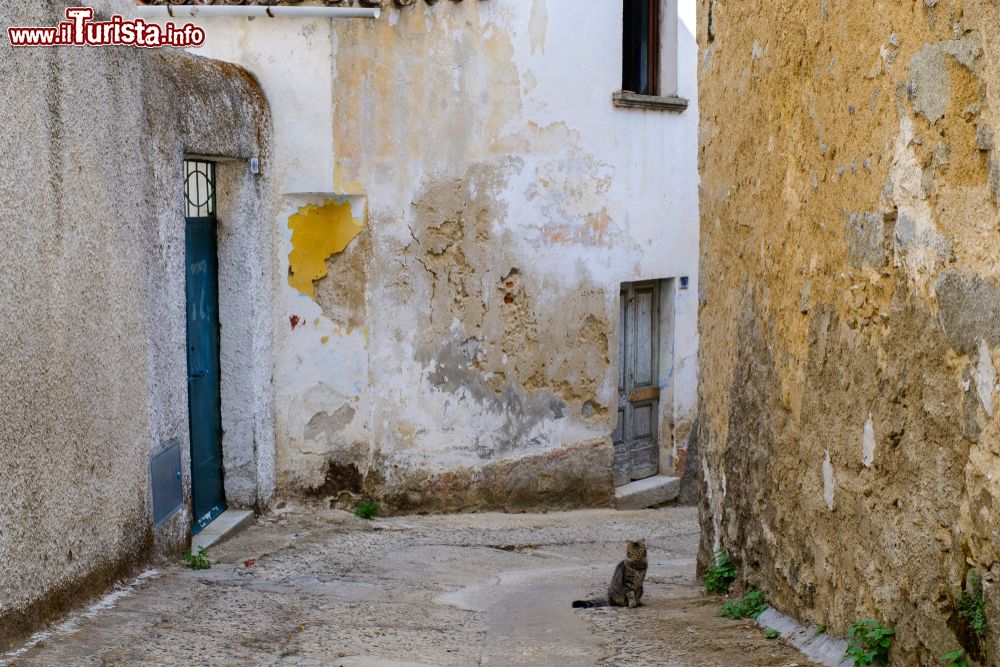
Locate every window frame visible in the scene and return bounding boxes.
[622,0,660,96]
[614,0,687,112]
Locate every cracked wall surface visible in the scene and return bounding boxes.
[698,0,1000,664]
[179,0,701,512]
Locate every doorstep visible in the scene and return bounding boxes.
[614,475,681,510]
[191,509,255,551]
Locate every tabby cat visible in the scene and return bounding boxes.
[572,539,647,608]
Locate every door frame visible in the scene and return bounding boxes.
[184,159,228,534]
[615,280,662,486]
[611,278,686,487]
[144,69,277,561]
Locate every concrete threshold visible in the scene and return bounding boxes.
[192,509,254,552]
[333,659,439,667]
[755,608,852,667]
[614,475,680,510]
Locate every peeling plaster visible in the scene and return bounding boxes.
[884,113,951,277]
[861,413,876,468]
[287,200,364,298]
[909,35,981,125]
[822,450,834,511]
[974,338,996,417]
[182,0,700,512]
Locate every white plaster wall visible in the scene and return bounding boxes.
[216,161,278,508]
[272,195,372,487]
[136,0,700,495]
[498,0,701,429]
[155,14,335,196]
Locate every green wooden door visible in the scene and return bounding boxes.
[184,160,226,533]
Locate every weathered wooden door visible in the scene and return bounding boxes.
[614,281,660,486]
[184,160,227,533]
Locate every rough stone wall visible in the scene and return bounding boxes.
[698,0,1000,663]
[0,2,272,650]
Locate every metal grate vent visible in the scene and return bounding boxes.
[151,441,184,526]
[184,159,216,218]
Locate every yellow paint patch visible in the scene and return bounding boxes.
[287,200,363,297]
[321,336,330,344]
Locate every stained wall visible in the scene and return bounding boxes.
[698,0,1000,663]
[148,0,701,510]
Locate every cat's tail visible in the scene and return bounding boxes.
[572,598,607,608]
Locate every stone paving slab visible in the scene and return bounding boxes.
[614,475,681,510]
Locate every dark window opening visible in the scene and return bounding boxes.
[622,0,660,96]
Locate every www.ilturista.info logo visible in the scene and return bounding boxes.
[8,8,205,48]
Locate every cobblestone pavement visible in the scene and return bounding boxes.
[6,504,818,667]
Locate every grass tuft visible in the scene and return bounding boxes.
[355,501,381,520]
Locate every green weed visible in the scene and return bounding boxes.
[717,588,768,620]
[959,592,987,634]
[845,619,894,666]
[182,546,212,570]
[704,548,737,595]
[764,628,780,639]
[815,624,827,636]
[354,501,381,520]
[940,649,968,667]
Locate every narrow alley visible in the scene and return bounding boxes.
[4,507,815,667]
[12,0,1000,663]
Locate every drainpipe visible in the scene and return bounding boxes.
[134,5,381,19]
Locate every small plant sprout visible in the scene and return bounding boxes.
[182,546,212,570]
[704,548,737,595]
[355,500,381,520]
[959,591,987,634]
[717,588,768,620]
[815,624,827,637]
[940,649,968,667]
[764,628,780,639]
[845,619,894,666]
[959,571,987,635]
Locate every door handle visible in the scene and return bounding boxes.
[190,370,207,378]
[629,387,660,403]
